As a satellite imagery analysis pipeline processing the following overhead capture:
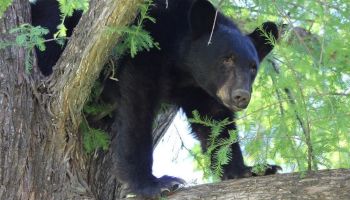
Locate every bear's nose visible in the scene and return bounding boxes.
[231,89,251,109]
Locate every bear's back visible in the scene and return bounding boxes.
[144,0,194,52]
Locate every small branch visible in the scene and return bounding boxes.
[173,125,206,172]
[268,59,316,171]
[327,92,350,97]
[208,0,224,45]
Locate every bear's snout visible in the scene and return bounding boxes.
[231,89,251,109]
[216,86,251,112]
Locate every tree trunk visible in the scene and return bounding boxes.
[0,0,174,199]
[0,1,35,199]
[165,169,350,200]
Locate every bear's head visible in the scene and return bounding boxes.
[185,0,278,111]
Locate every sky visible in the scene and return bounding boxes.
[152,110,205,185]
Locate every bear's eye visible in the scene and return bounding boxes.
[223,55,235,67]
[250,64,257,75]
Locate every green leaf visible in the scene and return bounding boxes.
[0,0,12,17]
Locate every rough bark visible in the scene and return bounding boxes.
[164,169,350,200]
[0,0,157,199]
[0,1,41,199]
[44,0,144,199]
[0,0,178,199]
[152,106,179,147]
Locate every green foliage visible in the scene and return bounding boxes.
[58,0,89,16]
[0,0,89,73]
[190,144,212,181]
[55,0,89,38]
[81,73,114,154]
[80,118,110,154]
[109,0,160,58]
[8,24,49,51]
[0,24,49,73]
[189,110,237,181]
[82,79,116,119]
[251,163,272,176]
[0,0,12,17]
[83,103,113,117]
[80,79,112,154]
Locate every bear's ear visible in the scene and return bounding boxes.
[248,22,279,61]
[189,0,216,39]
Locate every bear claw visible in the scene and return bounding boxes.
[159,175,186,196]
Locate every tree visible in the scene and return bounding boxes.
[0,0,171,199]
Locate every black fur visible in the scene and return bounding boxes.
[32,0,279,198]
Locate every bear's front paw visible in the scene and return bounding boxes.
[121,175,185,199]
[158,175,186,195]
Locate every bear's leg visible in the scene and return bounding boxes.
[180,89,279,180]
[111,63,183,198]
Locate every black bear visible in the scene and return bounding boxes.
[32,0,279,198]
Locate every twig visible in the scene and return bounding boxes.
[173,124,207,172]
[268,57,316,171]
[208,0,224,45]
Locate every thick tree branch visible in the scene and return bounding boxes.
[48,0,145,198]
[153,106,179,147]
[30,1,178,199]
[48,0,142,132]
[166,169,350,200]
